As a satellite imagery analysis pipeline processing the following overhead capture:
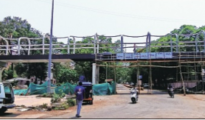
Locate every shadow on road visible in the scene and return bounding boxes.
[117,92,168,95]
[116,93,130,95]
[82,103,93,106]
[167,97,174,98]
[139,93,167,95]
[69,116,81,119]
[0,113,20,117]
[70,117,80,119]
[129,102,137,104]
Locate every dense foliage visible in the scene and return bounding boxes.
[1,16,205,87]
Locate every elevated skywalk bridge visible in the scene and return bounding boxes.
[0,31,205,63]
[0,32,205,87]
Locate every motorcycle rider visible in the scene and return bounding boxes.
[130,86,138,103]
[167,84,174,98]
[130,86,138,94]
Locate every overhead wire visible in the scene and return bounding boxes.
[35,0,205,23]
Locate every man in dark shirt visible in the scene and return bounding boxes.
[74,81,85,117]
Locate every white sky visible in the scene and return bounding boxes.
[1,0,205,52]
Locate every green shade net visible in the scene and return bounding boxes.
[28,81,54,94]
[14,81,55,95]
[92,81,116,95]
[110,81,116,94]
[14,81,77,95]
[14,81,116,96]
[13,89,28,95]
[55,82,77,95]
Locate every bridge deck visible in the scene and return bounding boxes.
[0,54,95,63]
[96,52,205,62]
[0,52,205,63]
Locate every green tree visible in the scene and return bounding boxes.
[0,16,48,81]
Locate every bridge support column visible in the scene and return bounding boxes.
[92,63,99,84]
[92,63,96,84]
[96,64,99,84]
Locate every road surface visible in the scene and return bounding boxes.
[1,84,205,118]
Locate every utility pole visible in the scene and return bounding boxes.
[47,0,54,93]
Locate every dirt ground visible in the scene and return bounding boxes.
[1,84,205,118]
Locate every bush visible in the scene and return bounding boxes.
[66,98,75,107]
[51,93,61,103]
[53,102,69,110]
[40,103,48,108]
[55,89,66,97]
[42,93,47,97]
[37,93,53,98]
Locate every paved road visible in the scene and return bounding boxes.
[1,84,205,118]
[51,84,205,119]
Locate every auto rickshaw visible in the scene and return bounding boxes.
[82,82,93,105]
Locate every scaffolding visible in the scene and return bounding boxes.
[95,31,205,95]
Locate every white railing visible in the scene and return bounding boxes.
[0,31,204,55]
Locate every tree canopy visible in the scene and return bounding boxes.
[1,16,205,87]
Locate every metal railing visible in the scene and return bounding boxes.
[0,31,204,55]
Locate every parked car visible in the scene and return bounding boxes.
[0,82,15,114]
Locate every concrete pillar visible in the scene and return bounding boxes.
[92,63,96,84]
[96,65,99,84]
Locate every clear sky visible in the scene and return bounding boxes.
[1,0,205,51]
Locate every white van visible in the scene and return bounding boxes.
[0,82,15,114]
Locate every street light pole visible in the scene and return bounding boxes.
[47,0,54,93]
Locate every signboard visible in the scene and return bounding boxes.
[156,52,164,58]
[116,52,173,59]
[133,53,140,59]
[124,53,133,59]
[116,53,124,59]
[149,53,156,59]
[164,52,172,58]
[140,53,148,59]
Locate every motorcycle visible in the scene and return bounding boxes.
[130,88,138,103]
[168,87,174,98]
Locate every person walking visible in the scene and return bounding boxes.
[74,81,85,117]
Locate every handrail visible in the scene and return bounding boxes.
[0,35,9,55]
[18,37,31,55]
[0,31,205,55]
